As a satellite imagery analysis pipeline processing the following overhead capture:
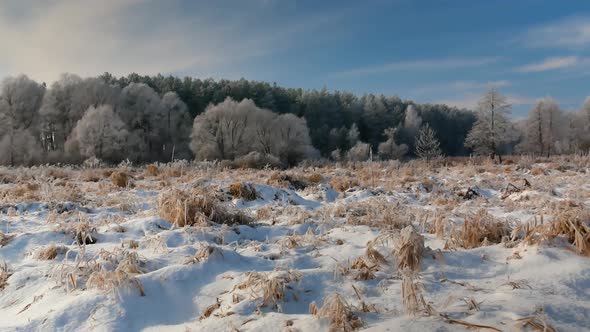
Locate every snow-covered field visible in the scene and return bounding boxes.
[1,157,590,331]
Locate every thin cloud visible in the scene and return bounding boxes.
[518,56,580,72]
[333,57,500,77]
[0,0,347,83]
[411,80,510,96]
[437,93,537,110]
[521,16,590,49]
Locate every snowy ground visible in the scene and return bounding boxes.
[1,158,590,331]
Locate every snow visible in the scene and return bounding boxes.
[1,163,590,331]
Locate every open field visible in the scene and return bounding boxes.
[1,156,590,331]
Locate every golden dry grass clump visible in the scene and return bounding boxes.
[237,269,302,310]
[394,226,425,272]
[346,199,413,230]
[329,176,359,192]
[36,244,66,260]
[145,164,159,176]
[72,220,98,245]
[267,171,310,190]
[310,293,362,331]
[228,181,259,201]
[0,232,14,247]
[158,189,210,227]
[513,209,590,255]
[0,261,11,290]
[110,171,131,188]
[158,189,253,227]
[446,209,510,249]
[86,250,146,296]
[185,245,223,264]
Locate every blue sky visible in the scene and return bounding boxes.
[1,0,590,117]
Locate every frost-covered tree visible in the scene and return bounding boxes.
[0,75,45,165]
[415,124,442,160]
[347,141,370,161]
[404,105,422,132]
[67,105,128,162]
[39,73,83,152]
[40,75,120,159]
[190,98,256,160]
[251,107,277,155]
[518,97,565,156]
[378,127,408,160]
[347,123,360,147]
[160,92,192,161]
[464,88,514,161]
[190,97,313,165]
[272,113,314,165]
[117,83,165,161]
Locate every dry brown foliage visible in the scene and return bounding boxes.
[110,171,131,188]
[237,269,302,310]
[515,314,556,332]
[310,293,362,331]
[145,164,159,176]
[158,189,253,227]
[395,227,425,272]
[267,172,310,190]
[512,209,590,255]
[36,244,66,260]
[0,262,11,290]
[84,250,146,296]
[185,245,223,264]
[446,210,510,249]
[0,232,14,247]
[228,181,258,201]
[329,176,359,192]
[158,189,209,227]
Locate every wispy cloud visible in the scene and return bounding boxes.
[411,80,510,96]
[333,57,500,77]
[437,93,537,110]
[0,0,347,83]
[517,56,581,72]
[521,16,590,49]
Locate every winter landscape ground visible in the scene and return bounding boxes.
[0,156,589,332]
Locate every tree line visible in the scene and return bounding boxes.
[0,73,588,166]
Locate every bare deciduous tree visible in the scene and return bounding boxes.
[0,75,45,165]
[464,88,514,162]
[378,127,408,160]
[347,141,370,161]
[518,97,565,156]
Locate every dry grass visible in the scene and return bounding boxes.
[36,244,66,260]
[85,250,146,296]
[185,245,223,264]
[237,269,302,310]
[145,164,159,176]
[310,293,362,331]
[72,219,98,245]
[515,314,556,332]
[0,261,11,290]
[110,171,131,188]
[267,172,310,190]
[512,209,590,255]
[228,181,258,201]
[346,199,414,230]
[158,189,253,227]
[394,227,425,272]
[329,176,359,192]
[446,210,510,249]
[158,189,209,227]
[0,232,14,247]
